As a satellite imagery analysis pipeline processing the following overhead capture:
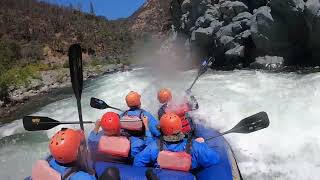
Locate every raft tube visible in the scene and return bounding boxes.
[26,124,242,180]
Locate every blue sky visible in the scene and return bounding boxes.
[46,0,146,20]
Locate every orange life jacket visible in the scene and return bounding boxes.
[156,138,193,172]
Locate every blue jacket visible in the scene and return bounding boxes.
[121,108,161,138]
[48,157,96,180]
[133,139,220,170]
[88,130,153,158]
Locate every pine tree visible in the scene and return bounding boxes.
[90,2,95,15]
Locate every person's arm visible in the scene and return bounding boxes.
[143,116,155,144]
[133,142,159,167]
[88,130,103,152]
[144,112,161,137]
[185,90,199,110]
[191,141,220,169]
[93,120,101,134]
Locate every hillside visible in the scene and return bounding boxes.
[0,0,138,116]
[128,0,172,38]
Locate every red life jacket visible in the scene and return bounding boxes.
[98,136,131,160]
[31,160,62,180]
[156,138,193,172]
[120,110,144,132]
[165,103,192,134]
[31,157,78,180]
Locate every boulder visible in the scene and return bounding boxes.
[251,3,309,64]
[210,20,224,33]
[181,0,192,13]
[225,45,246,67]
[216,21,247,38]
[195,16,205,27]
[226,45,245,57]
[235,30,251,43]
[220,1,249,22]
[231,21,243,34]
[205,4,221,19]
[218,35,238,50]
[305,0,320,64]
[191,26,214,46]
[250,6,292,57]
[246,0,268,11]
[216,23,234,37]
[195,13,216,28]
[232,12,253,22]
[250,56,284,70]
[190,0,211,23]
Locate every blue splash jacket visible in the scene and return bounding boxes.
[133,139,220,170]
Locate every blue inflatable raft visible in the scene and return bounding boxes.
[26,124,242,180]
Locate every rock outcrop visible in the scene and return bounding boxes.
[166,0,320,69]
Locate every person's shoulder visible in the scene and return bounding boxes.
[88,131,103,141]
[71,171,96,180]
[191,140,210,150]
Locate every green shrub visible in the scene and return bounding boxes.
[90,58,102,66]
[0,62,48,88]
[21,43,44,61]
[63,61,69,68]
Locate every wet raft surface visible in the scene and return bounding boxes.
[93,124,239,180]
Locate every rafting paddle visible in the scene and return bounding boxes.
[90,97,124,112]
[23,116,94,131]
[206,111,270,141]
[186,57,213,93]
[69,44,95,174]
[69,44,85,130]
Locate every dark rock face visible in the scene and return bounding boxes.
[167,0,320,70]
[305,0,320,65]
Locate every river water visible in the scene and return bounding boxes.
[0,68,319,179]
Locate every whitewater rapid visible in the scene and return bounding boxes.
[0,68,319,179]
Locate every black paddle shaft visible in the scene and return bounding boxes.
[69,44,85,130]
[188,57,213,91]
[22,116,94,131]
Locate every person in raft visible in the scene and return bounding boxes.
[88,111,153,161]
[120,91,161,139]
[157,88,199,136]
[30,128,97,180]
[133,113,220,172]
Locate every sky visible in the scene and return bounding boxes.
[45,0,146,20]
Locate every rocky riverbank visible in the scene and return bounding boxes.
[0,63,131,124]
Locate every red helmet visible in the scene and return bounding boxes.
[49,128,83,164]
[100,112,121,136]
[125,91,141,108]
[160,113,182,136]
[158,88,172,104]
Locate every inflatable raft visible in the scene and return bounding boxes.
[25,124,242,180]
